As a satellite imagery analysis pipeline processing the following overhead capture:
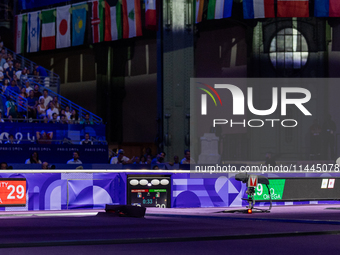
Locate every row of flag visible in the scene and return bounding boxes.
[15,0,157,54]
[195,0,340,22]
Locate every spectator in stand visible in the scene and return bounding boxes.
[14,62,21,78]
[39,89,53,108]
[42,162,49,169]
[144,147,153,159]
[132,156,140,164]
[52,96,61,110]
[18,67,28,81]
[70,109,79,123]
[0,53,5,68]
[35,64,48,77]
[27,90,38,119]
[80,113,93,125]
[5,134,15,144]
[60,114,68,124]
[36,131,53,144]
[180,150,195,164]
[65,106,71,120]
[7,79,20,94]
[25,151,42,164]
[6,96,17,118]
[0,66,3,82]
[2,78,9,94]
[33,84,42,98]
[24,81,33,94]
[151,152,166,164]
[146,155,152,164]
[49,113,58,124]
[0,162,7,169]
[5,61,14,80]
[17,88,27,118]
[3,58,9,70]
[20,87,27,98]
[1,50,7,62]
[80,133,93,145]
[173,155,180,164]
[43,116,49,124]
[110,149,131,164]
[46,102,59,119]
[67,151,82,164]
[0,111,4,122]
[140,155,147,164]
[37,97,47,119]
[7,115,14,123]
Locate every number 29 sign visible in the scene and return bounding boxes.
[0,179,26,206]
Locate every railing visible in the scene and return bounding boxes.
[20,78,103,123]
[4,47,60,94]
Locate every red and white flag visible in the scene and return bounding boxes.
[145,0,157,30]
[277,0,309,17]
[122,0,142,38]
[56,5,71,48]
[91,0,104,43]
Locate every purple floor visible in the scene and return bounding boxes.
[1,205,340,254]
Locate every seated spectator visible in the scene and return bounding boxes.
[33,84,42,98]
[7,79,20,94]
[0,162,7,169]
[151,152,166,164]
[39,89,53,108]
[180,150,196,164]
[36,130,53,144]
[65,106,71,120]
[43,116,49,123]
[5,61,14,80]
[60,114,68,124]
[174,155,180,164]
[0,53,5,68]
[80,113,93,125]
[0,66,3,82]
[17,88,27,118]
[67,151,82,164]
[7,115,14,123]
[153,165,159,170]
[80,133,93,145]
[27,90,38,119]
[132,156,140,164]
[42,162,49,169]
[6,96,17,118]
[52,96,61,110]
[17,67,27,81]
[70,109,79,123]
[24,81,33,94]
[140,155,147,164]
[37,98,47,119]
[2,78,9,94]
[25,151,42,164]
[5,134,15,144]
[110,149,131,164]
[49,113,58,124]
[146,155,152,164]
[46,102,59,119]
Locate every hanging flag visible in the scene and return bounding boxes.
[91,0,105,43]
[195,0,204,23]
[72,2,87,46]
[57,5,71,48]
[27,11,41,53]
[277,0,309,17]
[243,0,275,19]
[207,0,233,19]
[105,0,123,41]
[41,9,56,51]
[15,14,27,54]
[315,0,340,17]
[122,0,142,38]
[145,0,157,29]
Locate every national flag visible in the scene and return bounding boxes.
[122,0,142,38]
[105,0,123,41]
[315,0,340,17]
[27,11,41,53]
[277,0,309,17]
[243,0,275,19]
[57,5,71,48]
[41,9,56,51]
[207,0,233,19]
[91,0,105,43]
[145,0,157,30]
[15,14,27,54]
[195,0,204,23]
[72,2,87,46]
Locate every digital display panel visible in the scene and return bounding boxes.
[251,178,340,202]
[0,179,27,207]
[127,176,171,208]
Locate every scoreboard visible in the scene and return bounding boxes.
[0,178,26,207]
[253,178,340,202]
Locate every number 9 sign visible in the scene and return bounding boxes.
[0,179,26,206]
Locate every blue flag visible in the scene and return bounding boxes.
[72,3,87,46]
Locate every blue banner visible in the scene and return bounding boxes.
[0,144,108,164]
[19,0,71,11]
[0,123,106,144]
